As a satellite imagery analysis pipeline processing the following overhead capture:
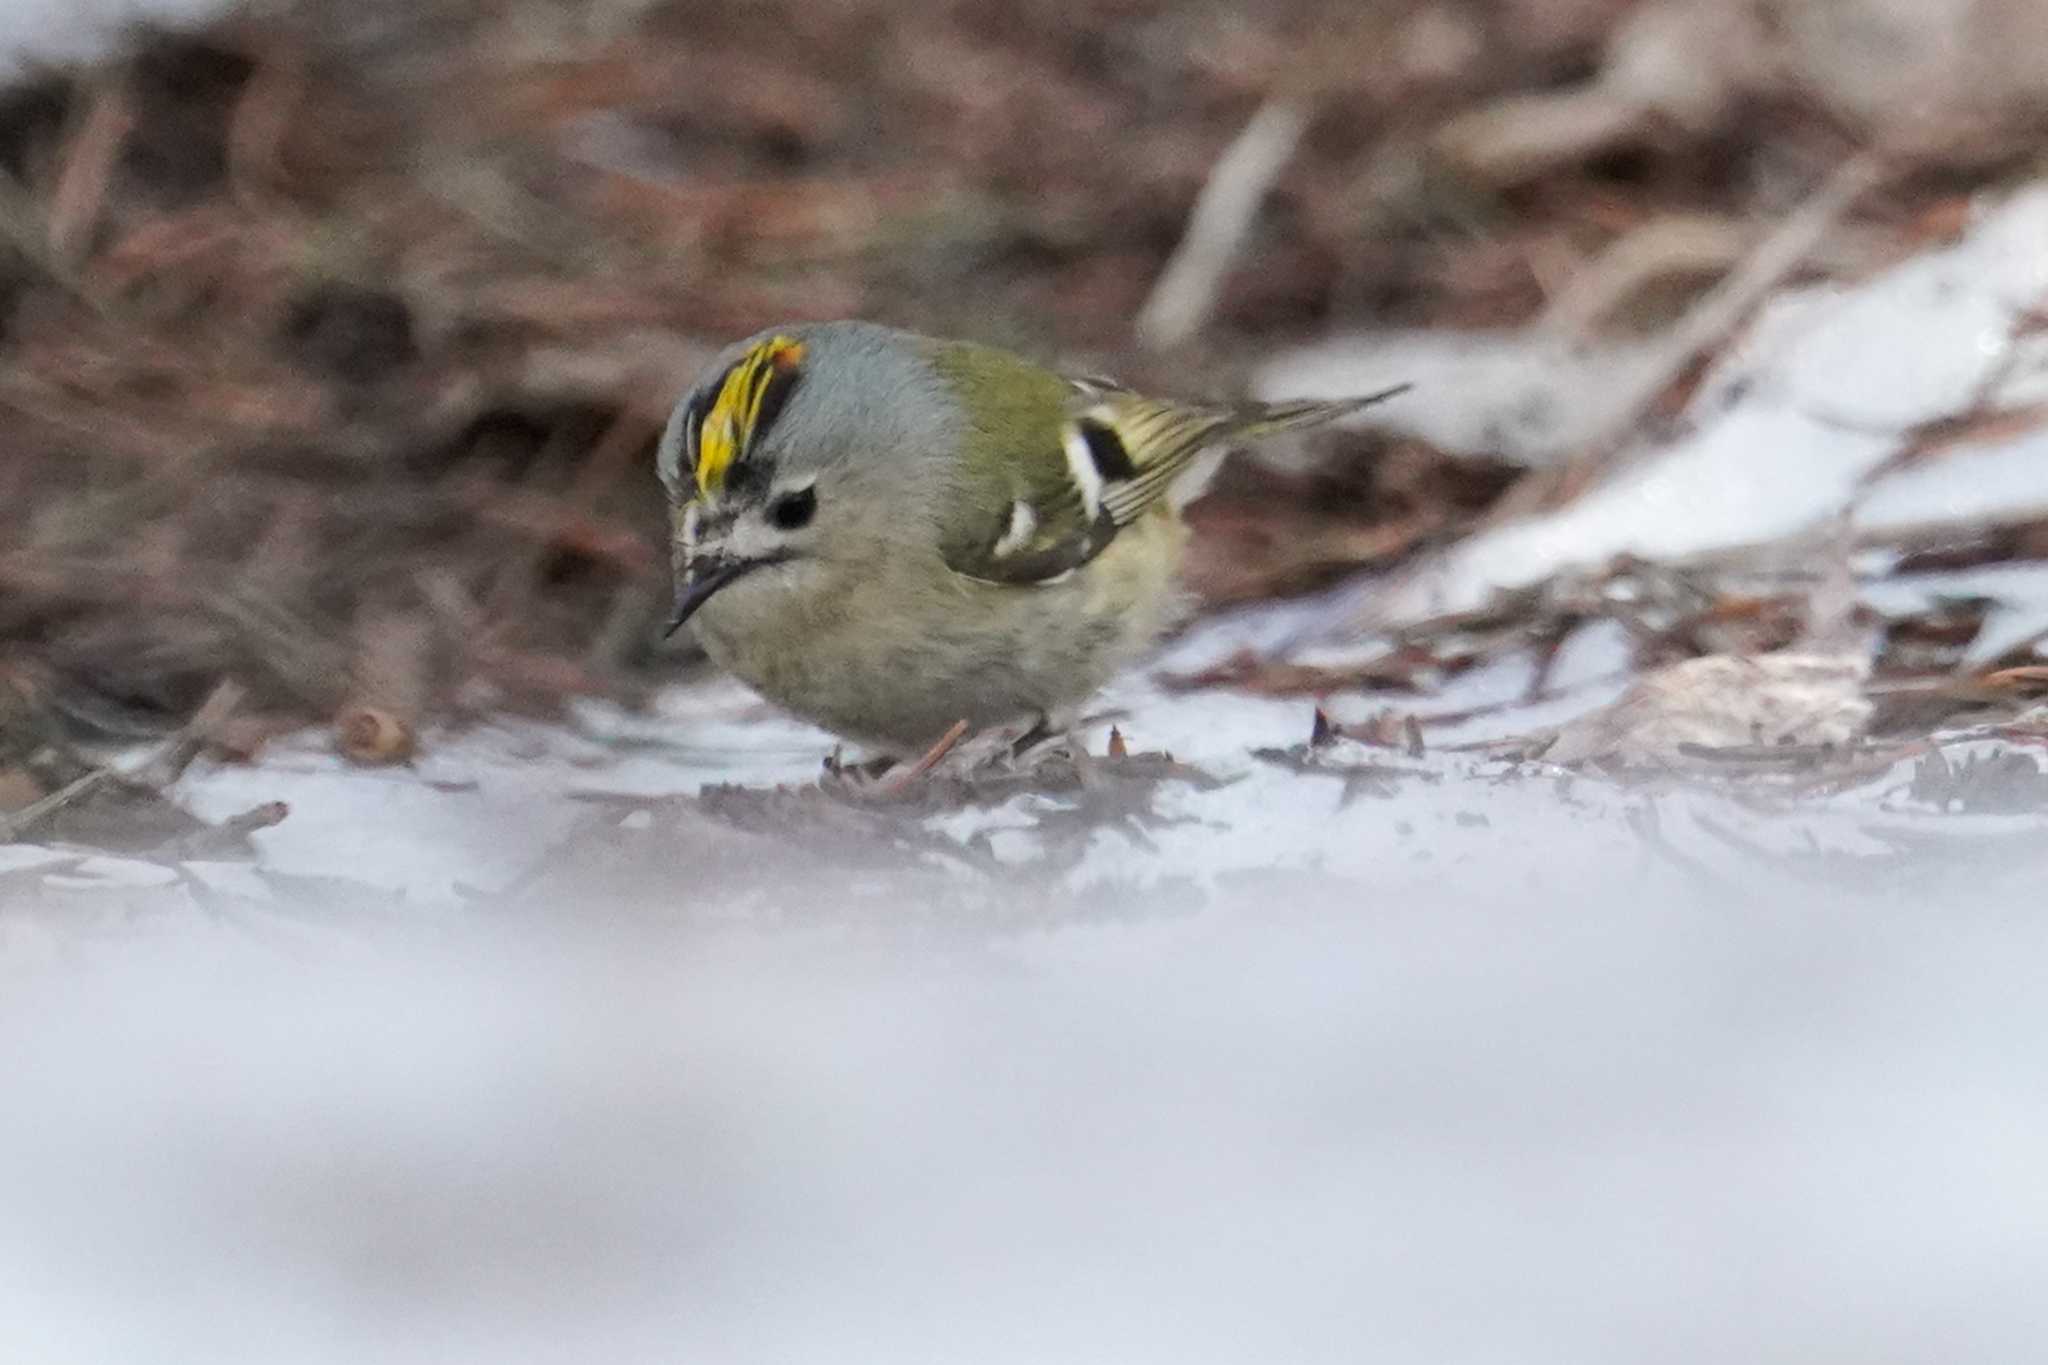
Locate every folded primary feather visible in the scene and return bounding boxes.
[925,335,1406,587]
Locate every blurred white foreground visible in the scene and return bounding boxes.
[4,851,2046,1365]
[7,646,2045,1362]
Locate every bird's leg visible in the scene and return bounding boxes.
[874,719,972,797]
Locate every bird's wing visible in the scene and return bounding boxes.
[928,338,1406,586]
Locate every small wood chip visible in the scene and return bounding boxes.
[336,706,416,766]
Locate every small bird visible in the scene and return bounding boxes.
[659,320,1403,756]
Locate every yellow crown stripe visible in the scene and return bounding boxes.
[694,336,806,498]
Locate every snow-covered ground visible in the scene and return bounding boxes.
[6,644,2047,1362]
[1261,185,2048,641]
[4,833,2046,1364]
[2,49,2047,1356]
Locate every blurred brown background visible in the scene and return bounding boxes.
[1,0,2042,748]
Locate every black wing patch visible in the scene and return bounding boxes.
[942,380,1410,588]
[1075,418,1137,481]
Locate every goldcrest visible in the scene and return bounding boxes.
[659,321,1401,755]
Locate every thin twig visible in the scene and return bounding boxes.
[48,76,133,264]
[1294,151,1888,652]
[1136,97,1311,351]
[154,799,290,861]
[0,680,244,844]
[227,36,308,210]
[1583,149,1887,469]
[1537,213,1883,340]
[0,766,122,846]
[135,681,247,788]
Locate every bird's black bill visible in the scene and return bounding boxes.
[663,558,763,637]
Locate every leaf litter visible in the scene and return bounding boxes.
[4,1,2048,921]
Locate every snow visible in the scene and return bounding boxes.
[170,681,832,903]
[1281,184,2048,637]
[1856,429,2048,533]
[4,855,2047,1364]
[1543,615,1637,692]
[43,855,180,890]
[1863,563,2048,665]
[1256,329,1655,468]
[0,844,70,874]
[0,0,228,69]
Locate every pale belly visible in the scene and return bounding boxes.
[693,514,1188,754]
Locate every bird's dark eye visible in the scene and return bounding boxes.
[768,486,816,530]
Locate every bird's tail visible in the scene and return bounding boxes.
[1232,382,1411,439]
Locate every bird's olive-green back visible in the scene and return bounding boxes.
[925,339,1074,499]
[922,338,1103,579]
